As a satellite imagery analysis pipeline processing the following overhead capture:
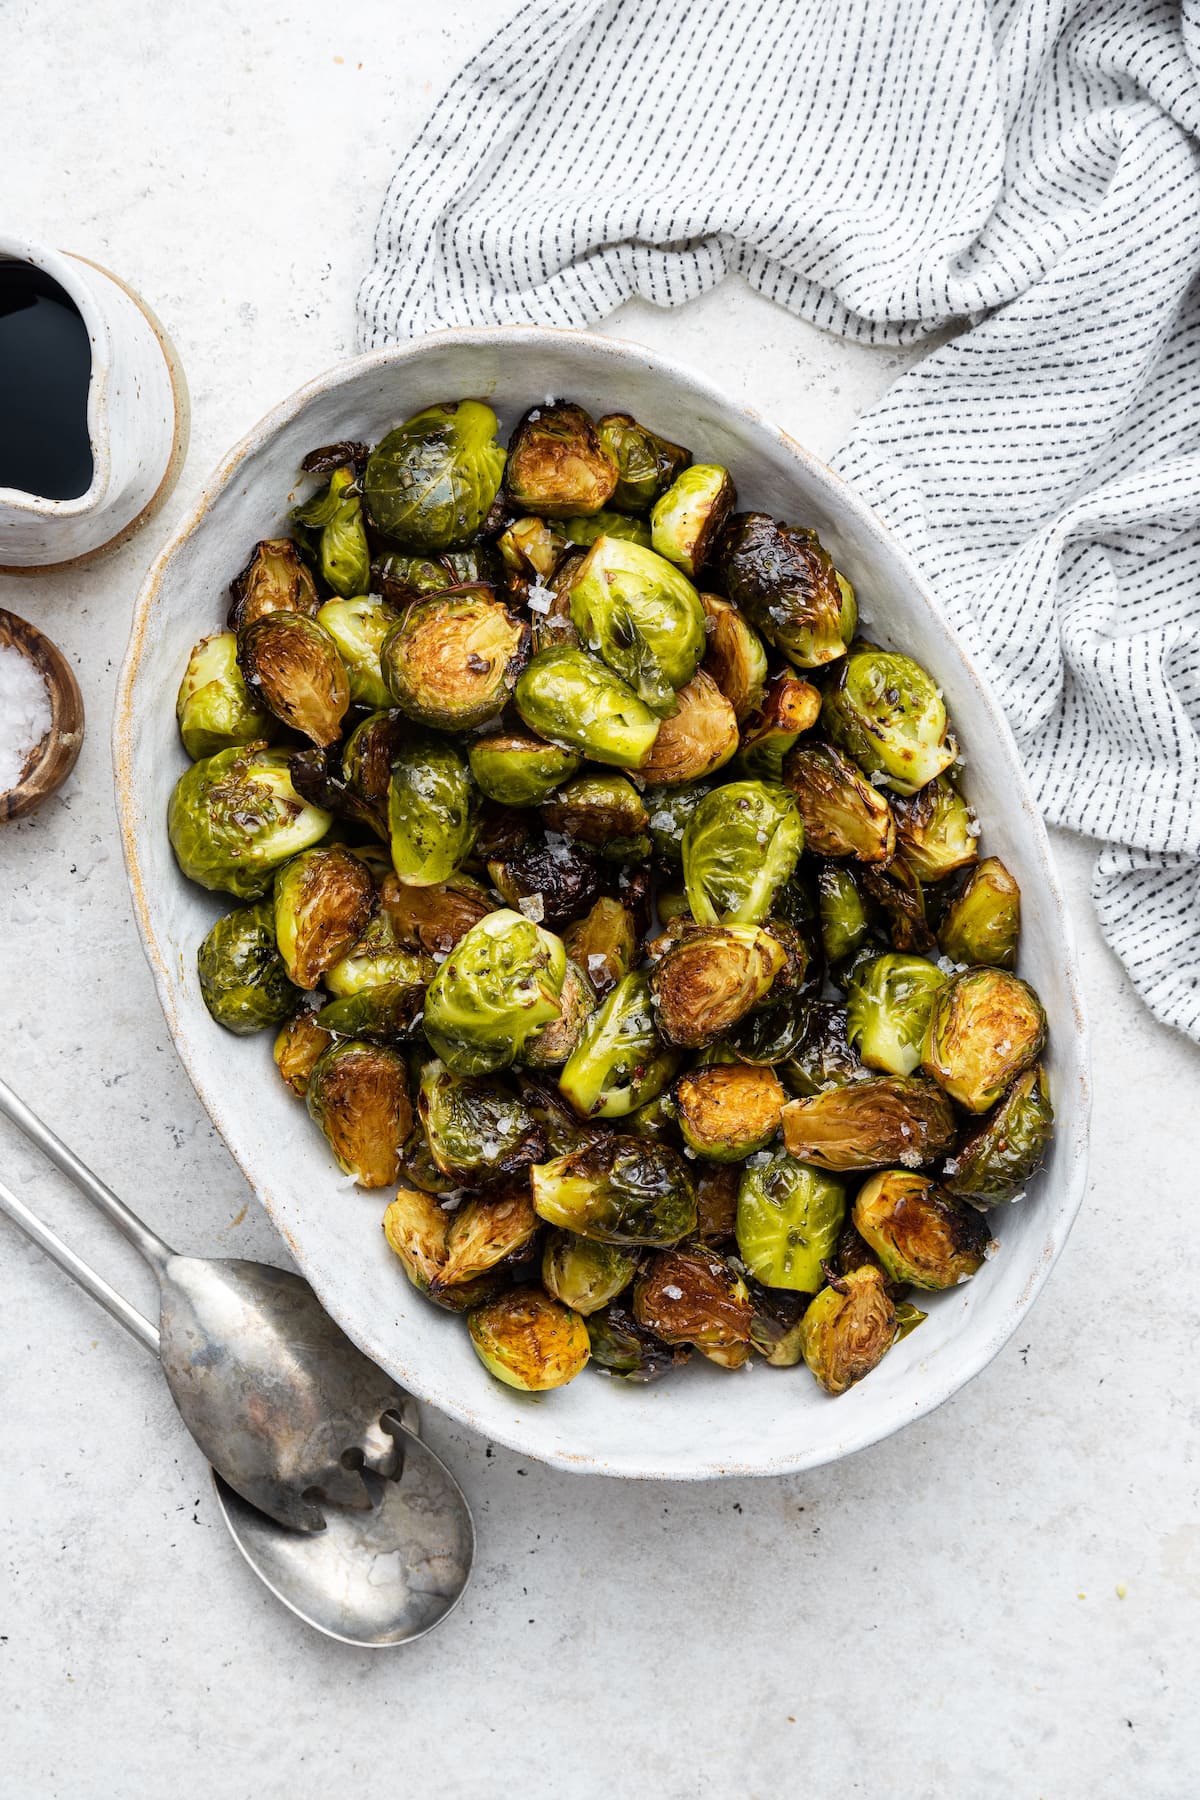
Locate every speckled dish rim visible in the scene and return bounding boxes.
[113,326,1091,1480]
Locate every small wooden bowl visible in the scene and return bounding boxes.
[0,609,84,820]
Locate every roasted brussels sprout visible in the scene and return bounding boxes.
[834,570,859,643]
[649,923,786,1048]
[382,1183,451,1291]
[379,870,491,959]
[644,781,712,867]
[725,985,810,1066]
[306,1039,412,1187]
[735,1149,846,1290]
[542,1231,637,1314]
[516,1071,603,1157]
[586,1300,690,1380]
[468,1289,590,1391]
[781,1001,866,1097]
[736,673,822,782]
[237,613,350,747]
[596,412,691,513]
[374,545,498,601]
[322,908,434,998]
[293,463,370,598]
[634,1246,754,1367]
[364,400,506,551]
[515,646,661,770]
[859,858,936,956]
[821,642,957,794]
[700,593,768,723]
[781,1075,956,1170]
[944,1064,1054,1204]
[682,780,803,926]
[691,1161,739,1245]
[168,744,333,899]
[562,897,637,999]
[417,1060,545,1183]
[274,1009,334,1095]
[564,535,706,716]
[315,595,395,710]
[531,1135,696,1246]
[625,1088,680,1142]
[273,846,375,990]
[892,775,978,883]
[197,900,301,1035]
[468,732,581,806]
[541,773,648,853]
[746,1282,809,1367]
[800,1267,898,1396]
[506,401,617,517]
[522,960,595,1067]
[846,953,947,1077]
[315,980,426,1041]
[922,967,1046,1113]
[497,514,569,581]
[388,738,479,887]
[434,1182,540,1292]
[637,670,739,785]
[817,863,874,966]
[563,510,652,549]
[422,907,566,1076]
[176,632,276,761]
[228,538,318,632]
[783,742,896,862]
[381,587,528,730]
[938,857,1021,968]
[338,708,411,828]
[853,1170,992,1289]
[487,836,601,928]
[675,1063,786,1161]
[650,464,735,578]
[558,972,678,1120]
[714,512,846,668]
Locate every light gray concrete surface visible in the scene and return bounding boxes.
[1,4,1197,1795]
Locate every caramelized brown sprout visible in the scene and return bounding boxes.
[821,641,957,794]
[783,741,896,862]
[922,968,1047,1113]
[306,1039,412,1188]
[944,1064,1054,1204]
[650,464,736,579]
[531,1134,696,1246]
[541,773,649,850]
[633,1245,754,1366]
[273,846,375,991]
[597,412,691,514]
[238,613,350,747]
[800,1267,898,1396]
[559,971,679,1119]
[938,856,1021,968]
[274,1009,334,1096]
[177,632,277,761]
[853,1170,992,1289]
[522,960,595,1067]
[541,1230,637,1314]
[585,1300,691,1381]
[374,545,498,603]
[381,587,528,730]
[468,732,581,807]
[315,980,426,1042]
[468,1288,590,1390]
[562,897,638,1000]
[434,1182,540,1292]
[487,836,601,928]
[746,1282,808,1367]
[713,512,846,668]
[637,669,739,785]
[228,538,319,632]
[379,870,491,960]
[735,1148,845,1289]
[506,401,617,517]
[781,1001,866,1097]
[418,1060,546,1184]
[892,776,979,883]
[859,858,936,956]
[675,1063,787,1161]
[694,1162,740,1244]
[383,1184,451,1292]
[497,515,568,581]
[649,923,786,1048]
[340,709,411,829]
[736,673,822,782]
[781,1075,957,1170]
[700,593,769,723]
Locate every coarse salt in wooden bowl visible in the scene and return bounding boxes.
[0,609,84,820]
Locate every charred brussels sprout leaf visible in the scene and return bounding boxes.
[701,593,768,724]
[746,1282,808,1367]
[531,1135,697,1246]
[468,732,581,806]
[638,671,739,785]
[922,967,1047,1113]
[238,613,350,747]
[735,1148,846,1291]
[169,744,333,900]
[853,1170,992,1289]
[597,412,691,514]
[506,401,617,518]
[388,738,479,887]
[197,900,302,1035]
[228,538,319,632]
[650,464,736,579]
[892,775,979,883]
[783,741,896,862]
[315,980,426,1042]
[558,972,678,1120]
[341,708,410,815]
[821,642,957,794]
[781,1075,957,1171]
[586,1300,691,1381]
[274,1009,334,1095]
[563,510,652,549]
[634,1246,754,1365]
[468,1289,590,1391]
[273,846,375,990]
[945,1064,1053,1204]
[434,1182,540,1292]
[382,587,529,730]
[562,897,638,1000]
[859,858,935,956]
[177,632,276,761]
[306,1040,412,1188]
[713,512,846,668]
[364,401,506,552]
[675,1063,787,1162]
[800,1267,898,1396]
[736,673,822,782]
[487,836,601,929]
[938,857,1021,968]
[649,923,786,1049]
[515,646,662,770]
[542,1231,637,1315]
[418,1060,546,1183]
[423,908,567,1076]
[694,1162,740,1245]
[817,863,874,966]
[682,780,804,927]
[781,1001,866,1097]
[293,464,370,598]
[565,535,706,715]
[315,595,395,710]
[846,953,947,1077]
[379,870,492,959]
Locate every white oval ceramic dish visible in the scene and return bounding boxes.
[114,328,1090,1480]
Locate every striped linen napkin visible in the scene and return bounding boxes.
[358,0,1200,1039]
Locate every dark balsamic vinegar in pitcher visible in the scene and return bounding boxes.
[0,263,94,500]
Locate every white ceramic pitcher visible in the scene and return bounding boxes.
[0,236,188,572]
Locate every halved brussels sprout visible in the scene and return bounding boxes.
[558,972,678,1119]
[541,774,649,852]
[434,1182,540,1292]
[596,412,691,513]
[746,1282,809,1367]
[644,781,712,867]
[846,953,947,1077]
[692,1162,739,1245]
[506,401,617,517]
[177,632,277,761]
[306,1039,412,1187]
[364,401,506,551]
[700,593,768,724]
[168,744,333,899]
[892,775,978,882]
[228,538,319,632]
[725,985,810,1066]
[197,900,301,1035]
[834,570,858,643]
[468,732,581,806]
[522,961,595,1067]
[322,908,434,997]
[922,967,1046,1113]
[735,1149,846,1290]
[487,837,601,929]
[833,1218,900,1295]
[650,464,736,578]
[675,1064,787,1162]
[713,512,846,668]
[586,1300,691,1381]
[821,642,957,794]
[418,1060,545,1183]
[238,613,350,747]
[379,870,492,959]
[781,1001,866,1097]
[400,1124,461,1196]
[817,863,874,966]
[468,1289,590,1391]
[563,510,652,549]
[515,646,662,769]
[938,857,1021,968]
[944,1064,1053,1204]
[423,908,567,1075]
[383,1183,451,1292]
[274,1009,334,1095]
[315,980,426,1041]
[562,897,638,1000]
[625,1088,680,1141]
[682,780,804,926]
[374,545,498,601]
[542,1230,637,1314]
[859,858,936,956]
[565,535,706,716]
[736,673,822,782]
[783,742,896,862]
[531,1135,696,1245]
[517,1071,604,1157]
[800,1267,898,1396]
[637,670,739,785]
[853,1170,992,1289]
[273,846,375,990]
[649,923,786,1048]
[634,1246,754,1367]
[315,595,395,710]
[497,515,569,581]
[781,1075,956,1170]
[381,588,528,730]
[293,463,370,598]
[337,708,410,829]
[388,738,479,886]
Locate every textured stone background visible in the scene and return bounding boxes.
[1,3,1197,1794]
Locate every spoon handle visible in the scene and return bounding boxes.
[0,1074,174,1272]
[0,1174,160,1355]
